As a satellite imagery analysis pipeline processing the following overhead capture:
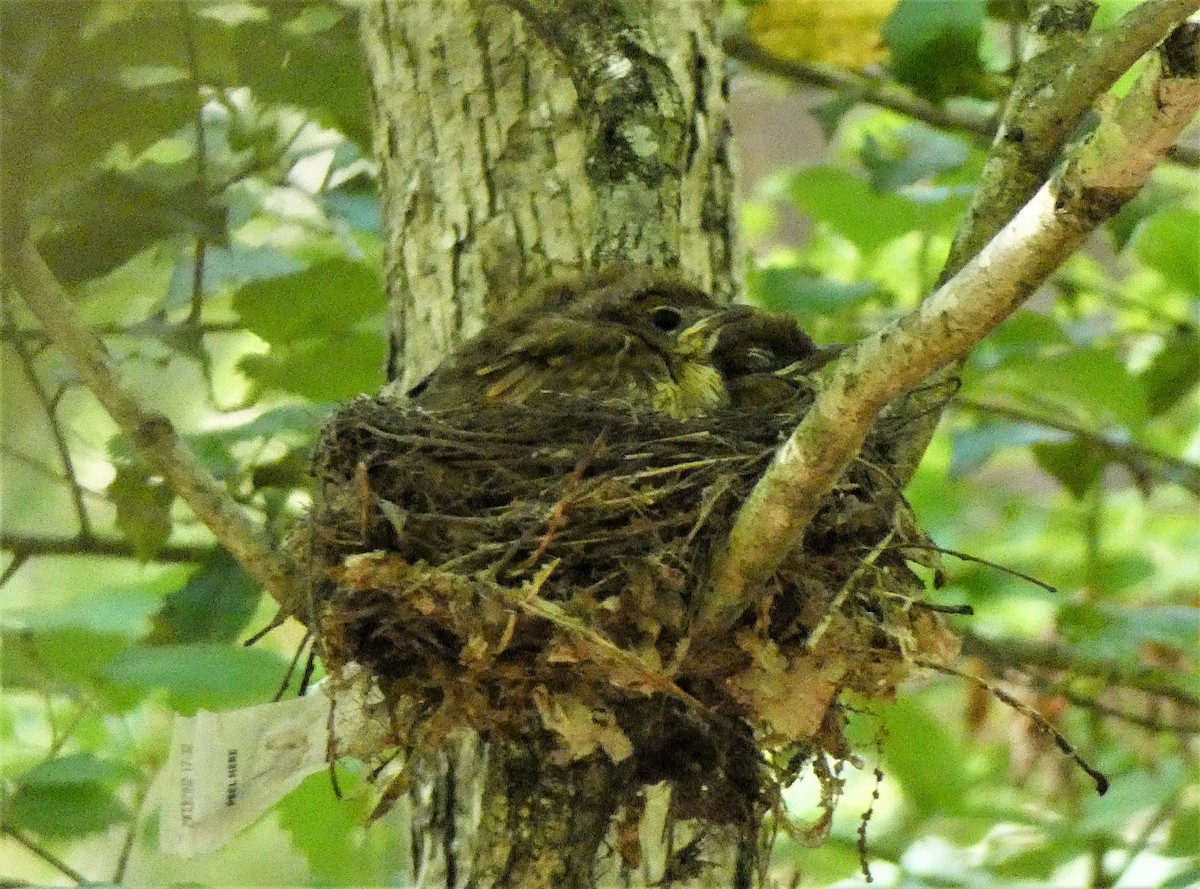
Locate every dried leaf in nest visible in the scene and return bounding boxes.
[300,386,959,827]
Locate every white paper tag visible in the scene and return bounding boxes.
[150,674,386,856]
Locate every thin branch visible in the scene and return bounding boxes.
[961,629,1200,709]
[0,531,214,563]
[1048,685,1200,734]
[0,823,88,885]
[1,319,244,344]
[697,26,1200,639]
[2,297,94,538]
[722,33,997,142]
[0,235,299,612]
[957,396,1200,496]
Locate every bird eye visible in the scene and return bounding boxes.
[650,305,682,331]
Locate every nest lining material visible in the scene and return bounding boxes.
[303,386,959,819]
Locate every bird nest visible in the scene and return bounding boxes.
[301,386,959,827]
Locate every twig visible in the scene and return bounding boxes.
[0,531,214,563]
[957,396,1200,496]
[699,26,1200,639]
[722,33,996,142]
[894,541,1059,593]
[0,234,298,609]
[0,823,88,884]
[961,629,1200,709]
[916,656,1110,795]
[2,296,93,538]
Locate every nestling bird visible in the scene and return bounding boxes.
[409,265,837,417]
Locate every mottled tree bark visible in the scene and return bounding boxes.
[361,0,736,394]
[359,2,742,886]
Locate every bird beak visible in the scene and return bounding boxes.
[778,343,846,376]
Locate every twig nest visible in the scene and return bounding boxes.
[300,387,959,825]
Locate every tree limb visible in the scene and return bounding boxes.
[887,0,1200,485]
[0,235,298,611]
[697,26,1200,639]
[957,397,1200,496]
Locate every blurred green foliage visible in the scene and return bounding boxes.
[1,0,1197,887]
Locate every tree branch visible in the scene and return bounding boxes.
[0,823,88,885]
[0,236,298,612]
[961,630,1200,710]
[722,33,997,142]
[697,26,1200,639]
[1,296,94,538]
[885,0,1200,484]
[957,397,1200,496]
[0,531,215,564]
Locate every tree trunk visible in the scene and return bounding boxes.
[359,1,744,886]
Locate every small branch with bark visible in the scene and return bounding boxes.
[698,23,1200,639]
[0,234,298,612]
[957,397,1200,496]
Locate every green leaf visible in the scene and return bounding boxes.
[1023,431,1096,495]
[37,171,226,285]
[882,0,988,102]
[238,330,386,401]
[109,464,175,562]
[1131,208,1200,293]
[3,580,172,639]
[277,769,374,885]
[101,643,289,714]
[6,782,129,839]
[877,697,971,816]
[950,420,1065,476]
[230,5,371,147]
[147,550,262,644]
[1031,440,1107,499]
[231,258,384,345]
[19,752,140,788]
[861,124,971,193]
[986,346,1148,430]
[788,167,921,252]
[1076,758,1189,838]
[749,265,878,318]
[1139,325,1200,417]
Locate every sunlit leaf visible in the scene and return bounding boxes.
[1131,208,1200,293]
[277,769,374,885]
[748,0,899,68]
[238,330,386,401]
[231,258,384,345]
[877,697,971,815]
[749,265,878,319]
[789,167,921,251]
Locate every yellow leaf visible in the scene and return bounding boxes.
[748,0,900,69]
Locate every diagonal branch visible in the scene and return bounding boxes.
[0,235,298,612]
[957,397,1200,496]
[697,25,1200,639]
